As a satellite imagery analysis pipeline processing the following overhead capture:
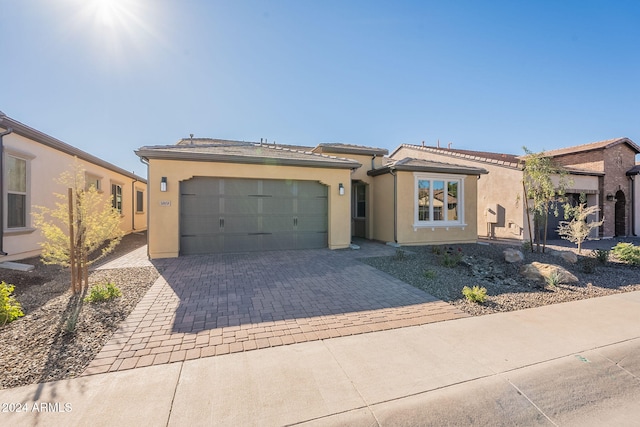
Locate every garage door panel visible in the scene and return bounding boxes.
[297,181,327,198]
[181,214,220,234]
[262,198,295,215]
[297,215,328,232]
[223,215,260,233]
[223,198,259,215]
[223,179,259,197]
[298,198,327,214]
[296,232,328,249]
[181,235,223,254]
[263,215,294,233]
[181,196,220,213]
[263,180,295,197]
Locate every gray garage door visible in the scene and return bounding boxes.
[180,177,328,255]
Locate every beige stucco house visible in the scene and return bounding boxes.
[136,139,487,259]
[393,137,639,241]
[0,112,147,262]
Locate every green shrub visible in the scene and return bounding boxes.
[393,249,406,261]
[431,246,443,255]
[84,282,122,303]
[612,243,640,265]
[423,269,436,279]
[592,249,610,265]
[0,281,24,326]
[522,240,533,253]
[442,248,463,268]
[462,285,487,303]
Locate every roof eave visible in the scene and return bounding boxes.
[368,164,488,176]
[135,149,362,170]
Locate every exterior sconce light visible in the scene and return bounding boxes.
[606,193,614,201]
[339,183,345,196]
[160,177,167,192]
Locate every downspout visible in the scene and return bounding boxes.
[630,175,636,236]
[139,156,150,257]
[389,168,398,243]
[131,176,138,232]
[0,127,14,256]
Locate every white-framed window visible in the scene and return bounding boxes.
[111,183,123,214]
[85,173,102,191]
[414,173,465,227]
[6,154,29,229]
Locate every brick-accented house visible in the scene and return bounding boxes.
[542,138,639,237]
[393,137,639,241]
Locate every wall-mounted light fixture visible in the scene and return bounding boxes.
[160,177,167,192]
[606,193,614,201]
[338,183,345,196]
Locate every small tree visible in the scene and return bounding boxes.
[33,162,123,293]
[521,147,570,253]
[557,194,604,254]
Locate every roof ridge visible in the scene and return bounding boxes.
[397,144,522,169]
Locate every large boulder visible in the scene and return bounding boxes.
[519,262,579,283]
[503,248,524,263]
[560,251,578,264]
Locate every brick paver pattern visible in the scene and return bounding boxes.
[84,242,468,374]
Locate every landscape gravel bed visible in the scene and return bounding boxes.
[0,234,158,390]
[361,241,640,316]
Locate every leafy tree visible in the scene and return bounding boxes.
[521,147,570,253]
[557,194,604,253]
[33,162,123,293]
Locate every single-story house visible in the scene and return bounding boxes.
[392,137,639,240]
[0,112,147,262]
[135,139,487,258]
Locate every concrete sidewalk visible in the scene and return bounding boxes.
[2,291,640,426]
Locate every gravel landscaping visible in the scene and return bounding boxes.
[0,233,159,390]
[361,240,640,316]
[2,233,640,390]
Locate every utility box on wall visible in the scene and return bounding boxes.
[485,204,498,224]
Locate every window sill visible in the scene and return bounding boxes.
[4,227,37,236]
[413,223,467,232]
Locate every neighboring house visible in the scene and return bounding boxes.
[392,137,639,241]
[0,112,147,262]
[136,139,487,258]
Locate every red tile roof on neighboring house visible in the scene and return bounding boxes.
[537,137,640,158]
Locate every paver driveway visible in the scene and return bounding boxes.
[85,241,467,374]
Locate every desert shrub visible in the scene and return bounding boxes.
[612,243,640,265]
[545,271,561,288]
[0,281,24,326]
[462,285,487,303]
[393,249,406,261]
[580,257,598,274]
[84,282,122,303]
[431,246,443,255]
[522,240,533,253]
[592,249,610,265]
[442,248,463,268]
[423,269,437,279]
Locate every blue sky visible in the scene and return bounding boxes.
[2,0,639,176]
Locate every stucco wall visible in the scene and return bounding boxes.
[2,131,147,262]
[393,146,528,240]
[371,173,395,243]
[146,158,352,258]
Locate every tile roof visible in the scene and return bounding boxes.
[136,142,361,169]
[391,144,522,169]
[176,138,315,152]
[538,137,640,157]
[368,157,488,176]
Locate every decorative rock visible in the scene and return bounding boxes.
[503,248,524,263]
[519,262,579,283]
[560,252,578,264]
